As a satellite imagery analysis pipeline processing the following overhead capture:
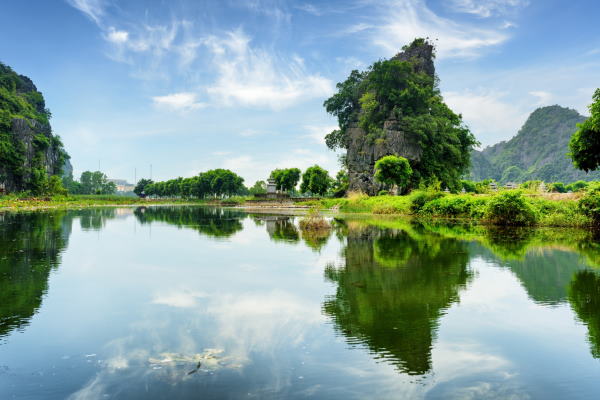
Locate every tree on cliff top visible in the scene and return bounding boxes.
[323,38,477,191]
[570,88,600,172]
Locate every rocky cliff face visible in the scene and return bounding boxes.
[346,43,434,195]
[346,118,423,194]
[0,63,68,192]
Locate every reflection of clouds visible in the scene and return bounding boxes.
[68,289,325,399]
[152,289,207,308]
[68,376,105,400]
[207,290,324,356]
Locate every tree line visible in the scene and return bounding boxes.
[132,165,348,198]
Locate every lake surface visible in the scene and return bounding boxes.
[1,206,600,399]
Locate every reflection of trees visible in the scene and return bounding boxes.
[323,226,472,375]
[134,206,244,238]
[259,216,300,243]
[0,212,73,338]
[569,270,600,358]
[79,208,117,231]
[495,249,587,305]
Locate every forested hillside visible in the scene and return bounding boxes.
[469,105,600,182]
[0,62,68,193]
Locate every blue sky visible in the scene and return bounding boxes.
[1,0,599,185]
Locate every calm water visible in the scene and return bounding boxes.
[1,207,600,399]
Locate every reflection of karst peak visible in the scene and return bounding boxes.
[0,212,73,338]
[322,225,472,375]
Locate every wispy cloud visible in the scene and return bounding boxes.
[304,125,338,145]
[446,0,528,18]
[66,0,105,24]
[295,3,323,16]
[152,92,206,111]
[203,29,333,109]
[444,90,529,146]
[529,90,553,106]
[362,0,512,59]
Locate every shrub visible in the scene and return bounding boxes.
[578,188,600,226]
[420,197,470,217]
[460,180,477,193]
[410,189,444,213]
[299,207,331,230]
[484,191,537,226]
[378,190,389,196]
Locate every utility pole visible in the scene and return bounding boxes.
[98,160,101,172]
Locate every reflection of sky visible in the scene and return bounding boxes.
[1,211,600,399]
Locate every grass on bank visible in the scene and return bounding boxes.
[302,188,598,228]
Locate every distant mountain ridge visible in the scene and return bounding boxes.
[469,105,600,183]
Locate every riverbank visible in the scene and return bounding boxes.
[1,190,597,228]
[0,195,207,212]
[302,190,596,228]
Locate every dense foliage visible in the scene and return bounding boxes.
[0,62,68,194]
[578,186,600,226]
[471,105,600,182]
[270,168,301,192]
[63,171,116,195]
[300,165,331,195]
[139,169,245,198]
[323,39,477,190]
[570,89,600,173]
[374,155,412,193]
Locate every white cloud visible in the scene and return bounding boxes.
[447,0,528,18]
[444,90,529,146]
[368,0,509,59]
[304,125,338,145]
[67,0,105,24]
[203,30,334,109]
[529,90,553,106]
[152,92,206,111]
[106,27,128,44]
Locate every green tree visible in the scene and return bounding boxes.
[332,170,349,197]
[270,168,301,192]
[374,155,413,193]
[570,89,600,172]
[78,171,115,195]
[249,180,267,195]
[134,178,154,197]
[300,165,331,196]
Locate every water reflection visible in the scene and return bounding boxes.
[2,207,600,398]
[0,212,72,339]
[323,225,473,375]
[134,206,245,238]
[569,270,600,358]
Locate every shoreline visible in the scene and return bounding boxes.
[0,192,596,229]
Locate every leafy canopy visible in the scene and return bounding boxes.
[570,89,600,172]
[374,155,413,190]
[270,168,301,192]
[300,165,331,196]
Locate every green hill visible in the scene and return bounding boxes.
[469,105,600,183]
[0,62,68,193]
